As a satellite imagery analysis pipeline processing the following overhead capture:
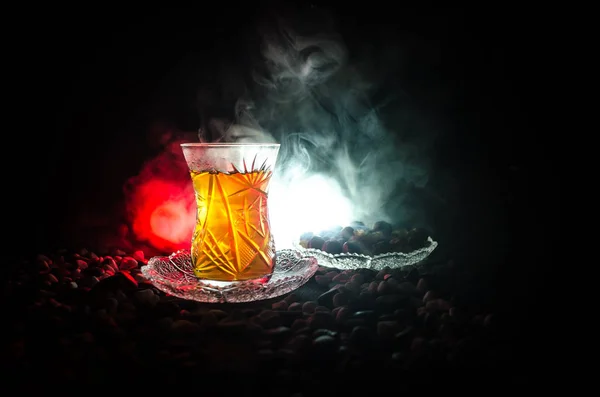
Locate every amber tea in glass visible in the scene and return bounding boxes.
[181,143,280,282]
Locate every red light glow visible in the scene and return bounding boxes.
[124,139,195,253]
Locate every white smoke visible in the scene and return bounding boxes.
[196,5,436,248]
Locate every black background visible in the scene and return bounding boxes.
[8,4,552,316]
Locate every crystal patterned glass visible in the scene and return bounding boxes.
[180,143,280,284]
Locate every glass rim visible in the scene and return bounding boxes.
[181,142,280,148]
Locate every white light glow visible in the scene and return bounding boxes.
[269,169,353,249]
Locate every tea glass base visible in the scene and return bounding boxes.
[141,249,318,303]
[195,276,272,289]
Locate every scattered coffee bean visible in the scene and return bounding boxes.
[5,245,506,388]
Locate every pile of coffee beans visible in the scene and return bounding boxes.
[299,221,432,256]
[3,246,518,393]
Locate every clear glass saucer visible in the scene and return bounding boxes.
[142,238,437,303]
[293,237,438,271]
[141,249,319,303]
